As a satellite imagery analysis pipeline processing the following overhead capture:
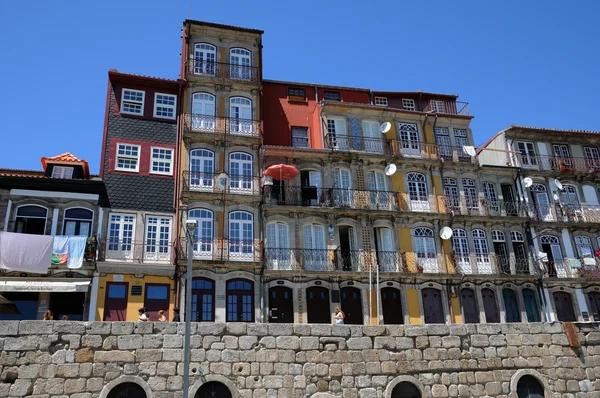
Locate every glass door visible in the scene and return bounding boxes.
[107,214,135,261]
[229,48,251,80]
[368,171,388,209]
[189,149,214,190]
[229,97,252,134]
[303,224,327,271]
[191,93,215,131]
[229,153,253,193]
[229,212,254,261]
[407,173,429,211]
[452,229,471,273]
[266,223,290,270]
[193,43,216,75]
[333,168,352,207]
[398,123,420,156]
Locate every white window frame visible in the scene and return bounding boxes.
[115,143,141,172]
[121,89,145,115]
[150,147,174,176]
[51,166,74,179]
[144,216,172,262]
[402,98,416,111]
[106,213,136,260]
[431,100,445,113]
[153,93,177,120]
[374,96,388,106]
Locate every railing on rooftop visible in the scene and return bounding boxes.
[422,100,470,116]
[186,60,260,82]
[183,114,261,138]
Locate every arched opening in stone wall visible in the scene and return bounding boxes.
[391,381,422,398]
[516,375,544,398]
[107,382,147,398]
[196,381,232,398]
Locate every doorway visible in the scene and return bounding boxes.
[481,288,499,323]
[553,291,577,321]
[300,170,321,206]
[493,240,510,274]
[381,287,403,324]
[501,184,518,216]
[339,226,357,271]
[306,287,330,324]
[269,287,293,323]
[0,292,39,320]
[143,284,170,322]
[103,282,128,321]
[421,288,444,324]
[503,288,521,322]
[589,292,600,321]
[195,382,232,398]
[391,381,422,397]
[107,382,147,398]
[522,288,541,322]
[49,292,85,321]
[516,375,544,398]
[540,236,562,277]
[341,287,363,325]
[461,288,479,323]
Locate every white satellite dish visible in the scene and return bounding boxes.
[553,193,559,201]
[440,227,453,240]
[522,177,533,188]
[554,179,563,191]
[384,164,397,176]
[462,146,476,157]
[379,122,392,134]
[216,173,229,190]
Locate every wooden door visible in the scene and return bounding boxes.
[144,284,170,322]
[226,279,254,322]
[522,288,541,322]
[554,292,577,321]
[461,288,479,323]
[306,287,330,324]
[481,288,499,323]
[381,287,403,324]
[421,288,444,324]
[195,381,232,398]
[503,288,521,322]
[341,287,363,325]
[103,282,128,321]
[269,287,293,323]
[588,292,600,321]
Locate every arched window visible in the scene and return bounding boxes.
[191,93,216,131]
[560,185,579,206]
[391,381,421,397]
[397,123,420,156]
[63,208,93,236]
[191,278,215,322]
[195,381,232,398]
[422,288,444,324]
[452,229,470,273]
[188,209,213,259]
[407,173,429,211]
[266,222,290,270]
[193,43,216,75]
[414,227,438,273]
[229,48,252,80]
[516,375,544,398]
[575,236,593,259]
[229,152,253,192]
[503,288,521,322]
[472,229,491,273]
[15,205,48,235]
[303,224,327,271]
[531,184,553,221]
[462,178,478,210]
[229,211,254,260]
[492,230,505,242]
[189,149,215,189]
[107,382,147,398]
[553,291,577,321]
[229,97,252,134]
[482,288,499,323]
[540,235,563,278]
[226,279,254,322]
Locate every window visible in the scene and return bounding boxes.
[472,229,491,272]
[414,227,438,272]
[462,179,478,209]
[575,236,593,259]
[230,48,252,80]
[150,147,173,175]
[516,142,537,166]
[144,216,171,261]
[266,222,290,270]
[189,149,214,190]
[323,91,341,101]
[51,166,74,179]
[362,120,383,153]
[192,278,215,321]
[492,230,505,242]
[327,118,348,149]
[193,43,217,75]
[121,89,144,115]
[303,224,327,271]
[511,231,524,242]
[63,208,93,237]
[229,211,254,260]
[397,123,420,155]
[115,144,140,172]
[374,96,388,106]
[227,279,254,322]
[435,127,452,158]
[229,152,253,192]
[188,209,213,258]
[107,214,135,260]
[291,126,309,148]
[430,100,445,113]
[443,177,459,209]
[191,93,216,131]
[452,229,470,271]
[288,87,306,101]
[560,185,579,205]
[15,205,48,235]
[453,128,469,156]
[153,93,176,119]
[402,98,416,111]
[230,97,253,134]
[407,172,429,211]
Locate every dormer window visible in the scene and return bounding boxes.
[374,97,388,106]
[154,93,177,119]
[121,89,145,115]
[288,88,306,102]
[402,99,416,111]
[430,100,445,113]
[51,166,74,179]
[324,91,341,101]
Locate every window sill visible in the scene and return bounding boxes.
[149,171,174,177]
[113,168,140,173]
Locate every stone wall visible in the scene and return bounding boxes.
[0,321,599,398]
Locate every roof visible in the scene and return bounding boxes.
[263,79,371,92]
[504,124,600,135]
[0,169,44,178]
[320,100,474,119]
[184,19,264,34]
[108,70,183,85]
[372,90,459,99]
[41,152,90,178]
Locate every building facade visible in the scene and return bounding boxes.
[0,153,104,320]
[95,70,183,322]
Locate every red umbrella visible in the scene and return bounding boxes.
[263,164,299,181]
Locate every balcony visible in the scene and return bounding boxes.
[517,154,600,173]
[265,248,403,272]
[183,172,261,196]
[326,135,391,155]
[527,203,600,223]
[186,60,260,82]
[422,100,470,116]
[180,239,262,262]
[98,240,174,264]
[183,115,261,138]
[388,141,476,163]
[263,186,399,211]
[443,196,526,217]
[398,194,445,213]
[452,254,533,276]
[545,258,596,278]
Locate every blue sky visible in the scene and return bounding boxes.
[1,0,598,173]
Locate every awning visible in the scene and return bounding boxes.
[0,280,90,292]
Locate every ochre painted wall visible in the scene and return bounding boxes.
[406,289,421,324]
[451,296,462,324]
[367,289,378,326]
[398,228,413,272]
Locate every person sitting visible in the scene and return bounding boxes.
[157,310,167,322]
[138,307,149,322]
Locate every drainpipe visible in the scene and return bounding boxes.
[259,145,267,323]
[173,80,185,306]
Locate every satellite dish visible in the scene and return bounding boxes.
[553,193,559,201]
[462,146,476,157]
[522,177,533,188]
[554,179,563,191]
[216,173,229,190]
[440,227,453,240]
[379,122,392,134]
[384,164,397,176]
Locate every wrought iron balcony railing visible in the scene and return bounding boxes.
[516,154,600,173]
[183,172,261,195]
[526,203,600,223]
[388,140,476,163]
[97,240,175,264]
[186,60,260,82]
[452,253,534,276]
[179,238,262,262]
[442,196,526,217]
[183,114,261,137]
[263,186,399,211]
[326,134,391,155]
[544,258,599,278]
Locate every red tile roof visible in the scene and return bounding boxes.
[0,169,45,178]
[41,152,90,178]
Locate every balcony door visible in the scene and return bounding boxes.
[229,97,252,134]
[407,173,429,211]
[452,229,471,273]
[229,48,251,80]
[368,171,389,209]
[540,235,563,277]
[266,222,290,270]
[327,118,348,149]
[144,217,171,262]
[190,149,214,190]
[229,211,254,261]
[462,179,479,212]
[472,229,491,274]
[303,224,327,271]
[482,182,499,214]
[501,184,519,216]
[191,93,216,131]
[398,123,420,156]
[188,209,213,259]
[300,170,321,206]
[511,232,529,274]
[584,147,600,169]
[362,120,383,153]
[375,227,395,272]
[492,231,510,274]
[516,142,537,167]
[107,214,135,261]
[339,226,358,271]
[229,152,253,193]
[193,43,216,75]
[435,127,452,158]
[531,184,553,221]
[552,144,572,168]
[333,168,352,207]
[414,227,438,273]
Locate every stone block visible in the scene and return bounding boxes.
[18,321,52,335]
[358,387,377,398]
[153,322,177,334]
[396,337,414,349]
[197,323,226,335]
[374,337,395,349]
[56,364,79,378]
[102,336,117,350]
[247,323,269,336]
[239,335,257,350]
[17,364,40,379]
[5,336,38,351]
[310,324,332,336]
[136,349,163,362]
[222,349,241,362]
[94,351,135,363]
[118,335,143,349]
[111,322,134,335]
[268,324,293,336]
[0,321,19,336]
[347,337,372,350]
[442,336,461,348]
[276,336,300,350]
[80,335,102,348]
[163,349,183,361]
[405,325,428,337]
[148,376,167,391]
[134,322,154,334]
[227,323,247,336]
[64,378,86,394]
[552,334,569,346]
[163,335,183,348]
[431,384,448,398]
[471,335,489,347]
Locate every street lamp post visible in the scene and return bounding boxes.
[182,219,196,398]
